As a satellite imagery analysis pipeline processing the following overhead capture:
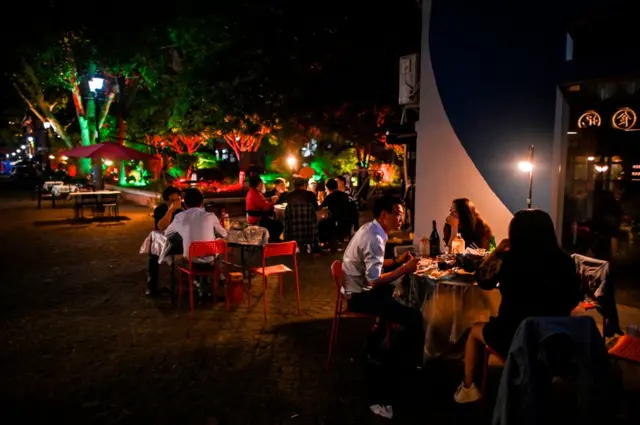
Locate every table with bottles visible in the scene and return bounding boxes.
[396,255,501,359]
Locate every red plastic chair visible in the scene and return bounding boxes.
[481,344,506,404]
[179,240,229,316]
[608,335,640,364]
[248,241,300,321]
[325,260,390,370]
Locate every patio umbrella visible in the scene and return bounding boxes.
[59,142,156,161]
[298,166,315,179]
[59,142,157,189]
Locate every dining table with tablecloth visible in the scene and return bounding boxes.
[395,271,502,360]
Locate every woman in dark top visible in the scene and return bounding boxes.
[444,198,494,250]
[454,209,581,404]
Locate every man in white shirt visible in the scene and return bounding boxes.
[165,188,228,261]
[341,195,422,419]
[165,188,228,303]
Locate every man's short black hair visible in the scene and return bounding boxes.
[162,186,181,201]
[293,177,306,189]
[183,188,204,208]
[274,178,286,186]
[336,175,347,184]
[372,195,403,219]
[325,178,338,191]
[248,174,263,188]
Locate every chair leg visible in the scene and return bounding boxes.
[481,346,490,405]
[213,271,219,308]
[189,275,195,317]
[326,311,341,370]
[247,272,252,309]
[294,266,301,315]
[262,274,268,322]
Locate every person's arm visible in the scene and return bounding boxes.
[475,246,507,290]
[156,203,179,231]
[164,213,182,236]
[364,234,418,288]
[256,193,273,211]
[211,213,228,239]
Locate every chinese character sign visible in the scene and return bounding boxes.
[612,107,637,130]
[578,110,602,128]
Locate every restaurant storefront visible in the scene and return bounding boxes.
[562,82,640,258]
[414,0,640,255]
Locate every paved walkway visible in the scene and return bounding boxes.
[0,186,638,425]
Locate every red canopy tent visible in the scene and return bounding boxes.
[59,142,157,161]
[59,142,158,189]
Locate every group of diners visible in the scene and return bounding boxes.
[245,174,360,251]
[340,195,582,418]
[143,184,585,420]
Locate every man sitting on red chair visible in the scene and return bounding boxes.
[341,195,422,419]
[165,188,228,301]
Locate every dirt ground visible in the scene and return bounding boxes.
[0,181,638,425]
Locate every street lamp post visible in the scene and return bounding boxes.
[286,155,297,188]
[88,76,105,189]
[518,145,535,209]
[43,121,52,173]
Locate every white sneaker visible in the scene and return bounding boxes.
[369,404,394,419]
[453,382,482,403]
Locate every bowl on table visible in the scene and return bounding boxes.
[456,254,485,273]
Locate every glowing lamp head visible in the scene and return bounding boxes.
[20,145,26,149]
[88,77,105,93]
[595,165,609,173]
[587,156,595,162]
[61,156,69,161]
[27,136,34,142]
[43,121,51,129]
[104,159,113,166]
[16,149,20,153]
[286,155,297,169]
[48,155,55,160]
[518,161,533,173]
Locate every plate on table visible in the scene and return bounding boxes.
[417,268,454,281]
[452,267,476,282]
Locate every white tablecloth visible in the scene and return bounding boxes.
[43,181,64,191]
[51,185,79,197]
[404,274,501,359]
[139,226,270,264]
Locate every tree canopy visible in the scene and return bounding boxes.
[3,0,422,159]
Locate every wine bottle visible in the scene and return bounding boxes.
[429,220,440,256]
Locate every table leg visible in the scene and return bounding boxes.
[240,246,246,278]
[170,258,176,305]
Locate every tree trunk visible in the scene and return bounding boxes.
[117,106,127,185]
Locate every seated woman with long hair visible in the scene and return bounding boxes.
[454,209,581,404]
[444,198,494,250]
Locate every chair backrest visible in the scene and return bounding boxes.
[284,203,318,244]
[330,260,343,290]
[263,241,297,258]
[188,240,228,260]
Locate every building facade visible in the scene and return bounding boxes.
[414,0,639,245]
